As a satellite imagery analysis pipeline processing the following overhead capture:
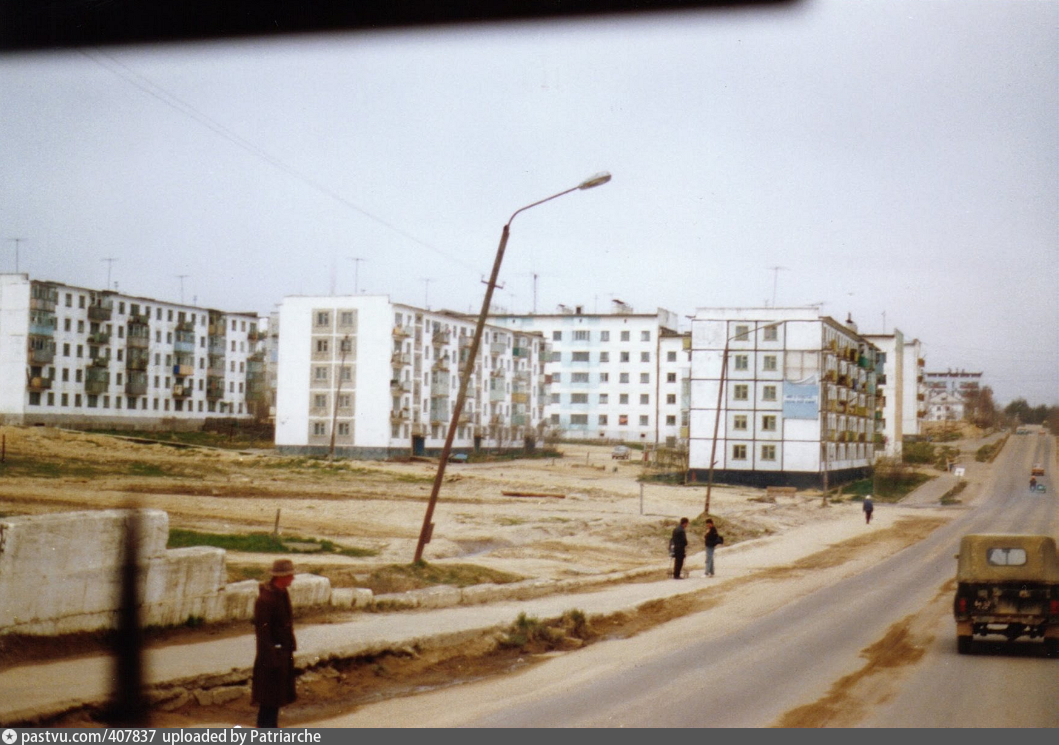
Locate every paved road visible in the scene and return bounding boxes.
[320,433,1057,727]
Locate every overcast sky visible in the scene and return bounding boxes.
[1,0,1056,405]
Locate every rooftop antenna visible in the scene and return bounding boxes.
[348,256,365,295]
[422,278,432,309]
[769,266,788,307]
[8,237,26,273]
[175,274,189,304]
[102,257,118,290]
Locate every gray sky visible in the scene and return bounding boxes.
[1,0,1056,405]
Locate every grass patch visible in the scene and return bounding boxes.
[363,562,522,594]
[940,480,968,505]
[167,528,377,557]
[840,472,933,502]
[975,435,1008,463]
[87,429,273,450]
[465,448,563,464]
[499,609,593,651]
[637,471,685,484]
[0,458,101,479]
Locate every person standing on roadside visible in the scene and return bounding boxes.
[671,517,689,579]
[863,495,874,524]
[704,518,724,577]
[252,558,298,728]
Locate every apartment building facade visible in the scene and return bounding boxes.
[902,338,926,436]
[0,274,264,429]
[923,369,982,421]
[275,295,548,458]
[864,331,904,459]
[688,308,884,488]
[491,306,689,446]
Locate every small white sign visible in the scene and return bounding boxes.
[954,467,965,478]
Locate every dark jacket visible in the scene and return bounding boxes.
[863,498,874,513]
[252,581,298,707]
[671,525,688,556]
[705,526,723,549]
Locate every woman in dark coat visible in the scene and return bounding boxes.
[252,558,297,728]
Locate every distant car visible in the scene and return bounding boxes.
[448,453,469,463]
[612,445,630,460]
[1032,464,1045,476]
[1036,484,1047,493]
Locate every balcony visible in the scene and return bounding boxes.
[173,364,195,377]
[489,388,506,402]
[512,345,531,358]
[393,325,411,340]
[125,349,148,371]
[511,392,529,404]
[391,351,411,367]
[87,303,113,322]
[390,379,411,394]
[511,414,527,426]
[85,367,110,395]
[172,384,191,398]
[489,341,507,355]
[29,286,58,312]
[490,367,505,378]
[28,338,56,364]
[390,408,409,422]
[432,358,450,373]
[125,373,148,397]
[206,378,226,400]
[27,376,52,392]
[432,329,451,346]
[430,381,450,398]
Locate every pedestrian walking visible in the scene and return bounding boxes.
[863,495,874,524]
[704,518,724,576]
[671,517,689,579]
[252,558,298,728]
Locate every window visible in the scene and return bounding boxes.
[667,372,677,383]
[551,351,562,362]
[620,330,630,341]
[574,330,589,341]
[667,351,677,362]
[598,414,608,425]
[732,444,747,460]
[600,331,610,342]
[640,373,650,384]
[571,393,589,404]
[599,351,609,363]
[667,394,676,405]
[571,372,589,383]
[763,325,778,341]
[340,367,352,382]
[762,415,777,431]
[639,415,649,426]
[619,414,628,425]
[620,351,630,363]
[315,311,330,327]
[314,367,328,381]
[763,355,777,371]
[337,422,350,436]
[313,422,326,436]
[599,372,609,383]
[734,324,749,340]
[761,444,777,461]
[571,414,588,425]
[986,547,1028,567]
[552,331,562,341]
[599,393,609,404]
[733,414,748,430]
[340,311,354,326]
[763,385,777,401]
[640,352,650,363]
[641,330,651,342]
[572,351,590,362]
[639,394,649,405]
[552,372,561,383]
[619,373,629,384]
[314,394,327,408]
[666,415,676,426]
[734,384,749,400]
[316,339,329,353]
[619,394,629,405]
[550,393,561,404]
[734,355,749,371]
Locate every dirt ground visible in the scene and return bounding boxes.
[0,426,852,584]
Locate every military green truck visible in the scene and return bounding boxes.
[953,534,1059,656]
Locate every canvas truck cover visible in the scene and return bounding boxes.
[956,534,1059,583]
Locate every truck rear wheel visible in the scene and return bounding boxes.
[957,636,973,655]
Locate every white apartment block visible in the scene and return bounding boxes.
[275,295,549,458]
[688,308,884,489]
[902,338,926,436]
[0,274,264,429]
[864,331,905,459]
[923,369,982,421]
[491,305,688,446]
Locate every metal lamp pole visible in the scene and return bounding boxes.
[413,172,611,563]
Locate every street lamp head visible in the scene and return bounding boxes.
[578,172,612,190]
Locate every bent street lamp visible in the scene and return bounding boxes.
[413,172,612,563]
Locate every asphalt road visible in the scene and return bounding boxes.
[388,433,1058,727]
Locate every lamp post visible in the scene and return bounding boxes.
[413,172,611,563]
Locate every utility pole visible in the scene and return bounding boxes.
[175,275,188,304]
[349,257,365,295]
[102,258,118,290]
[329,335,351,460]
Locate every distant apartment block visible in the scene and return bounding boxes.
[688,308,884,489]
[924,369,982,421]
[864,331,904,459]
[903,338,926,436]
[491,304,689,446]
[275,295,549,458]
[0,274,265,429]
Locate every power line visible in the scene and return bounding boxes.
[81,49,477,271]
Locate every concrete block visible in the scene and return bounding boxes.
[207,580,258,623]
[460,583,511,605]
[351,588,373,608]
[330,588,354,608]
[373,593,418,610]
[407,585,460,609]
[141,547,226,606]
[288,574,331,608]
